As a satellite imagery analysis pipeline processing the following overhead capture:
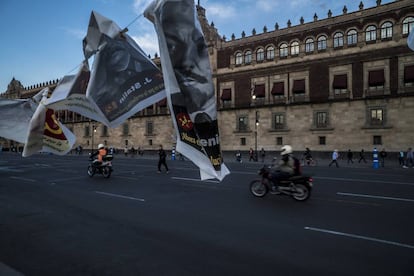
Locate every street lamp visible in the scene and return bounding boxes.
[252,92,259,161]
[91,123,97,153]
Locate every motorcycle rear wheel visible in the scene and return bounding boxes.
[87,165,95,177]
[250,180,268,197]
[102,166,111,178]
[292,183,310,201]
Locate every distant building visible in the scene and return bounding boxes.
[2,0,414,154]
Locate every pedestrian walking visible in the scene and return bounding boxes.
[235,150,242,163]
[329,149,340,168]
[380,148,387,167]
[347,149,354,164]
[260,148,266,163]
[398,150,405,167]
[358,149,367,163]
[249,148,255,162]
[157,144,169,173]
[403,147,413,168]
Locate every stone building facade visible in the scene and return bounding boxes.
[1,0,414,155]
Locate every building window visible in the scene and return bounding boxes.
[84,125,90,137]
[381,22,393,39]
[272,113,285,130]
[276,137,283,146]
[290,41,299,55]
[317,35,327,51]
[237,115,249,132]
[244,50,252,64]
[279,43,288,57]
[292,79,306,94]
[235,52,243,65]
[319,136,326,145]
[368,69,385,90]
[404,65,414,86]
[221,88,232,101]
[370,108,384,126]
[347,29,357,45]
[373,135,382,145]
[333,32,344,48]
[252,84,265,99]
[271,82,285,98]
[305,38,314,53]
[146,121,153,135]
[256,48,264,62]
[240,137,246,146]
[122,123,129,136]
[365,25,377,42]
[102,125,108,137]
[149,139,153,146]
[402,16,414,35]
[333,74,348,95]
[315,111,329,128]
[266,46,275,60]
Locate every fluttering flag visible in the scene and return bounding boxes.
[145,0,229,181]
[23,88,76,157]
[79,10,165,128]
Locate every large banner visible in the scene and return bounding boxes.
[0,98,37,144]
[145,0,229,181]
[80,11,165,128]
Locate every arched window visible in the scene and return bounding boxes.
[381,21,393,39]
[266,46,275,60]
[256,48,264,62]
[365,25,377,42]
[403,16,414,35]
[347,29,357,45]
[305,38,314,53]
[290,41,299,55]
[317,35,327,50]
[333,32,344,48]
[235,52,243,65]
[279,43,288,57]
[244,50,252,64]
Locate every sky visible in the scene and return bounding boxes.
[0,0,395,93]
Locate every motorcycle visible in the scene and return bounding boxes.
[249,165,313,201]
[87,154,113,178]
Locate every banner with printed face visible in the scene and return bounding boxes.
[82,11,165,128]
[144,0,229,181]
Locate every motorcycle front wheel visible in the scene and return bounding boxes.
[249,180,268,197]
[102,166,111,178]
[87,165,95,177]
[292,183,310,201]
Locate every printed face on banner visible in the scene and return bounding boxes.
[88,35,164,122]
[161,1,215,117]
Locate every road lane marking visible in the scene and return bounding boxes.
[337,192,414,203]
[9,176,36,182]
[304,227,414,250]
[95,191,145,202]
[171,176,220,184]
[316,176,414,186]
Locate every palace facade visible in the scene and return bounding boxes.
[2,0,414,155]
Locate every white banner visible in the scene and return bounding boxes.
[145,0,229,181]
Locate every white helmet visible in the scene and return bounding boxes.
[98,143,105,149]
[280,145,293,156]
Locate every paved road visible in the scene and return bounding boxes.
[0,153,413,275]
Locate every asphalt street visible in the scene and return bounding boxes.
[0,152,413,275]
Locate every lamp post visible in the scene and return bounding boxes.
[252,93,260,161]
[91,123,96,153]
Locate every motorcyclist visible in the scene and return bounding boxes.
[270,145,296,191]
[90,143,107,166]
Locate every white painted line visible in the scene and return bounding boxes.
[337,192,414,203]
[305,227,414,250]
[95,191,145,202]
[316,176,414,186]
[171,176,220,184]
[9,176,36,182]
